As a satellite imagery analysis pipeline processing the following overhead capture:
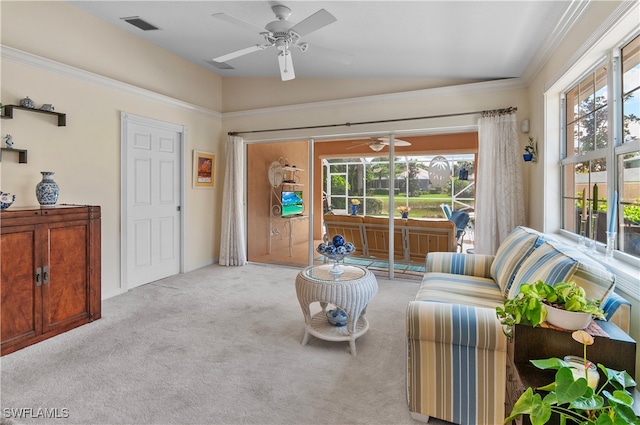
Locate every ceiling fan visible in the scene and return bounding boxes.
[348,137,412,152]
[212,4,340,81]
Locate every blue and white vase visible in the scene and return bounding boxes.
[35,171,59,206]
[350,204,358,215]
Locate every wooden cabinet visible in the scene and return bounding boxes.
[1,205,100,355]
[505,322,638,424]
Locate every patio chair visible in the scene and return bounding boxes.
[440,203,452,219]
[449,210,470,252]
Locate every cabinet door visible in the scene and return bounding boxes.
[0,225,42,347]
[41,220,90,333]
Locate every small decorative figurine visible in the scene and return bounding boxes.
[40,104,54,112]
[4,134,13,149]
[19,96,35,109]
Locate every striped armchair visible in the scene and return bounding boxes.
[406,226,631,425]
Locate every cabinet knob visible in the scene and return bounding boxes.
[43,266,50,284]
[35,267,42,286]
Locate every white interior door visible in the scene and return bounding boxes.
[122,113,183,290]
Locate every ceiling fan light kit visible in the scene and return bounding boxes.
[368,142,385,152]
[347,137,412,152]
[278,50,295,81]
[212,4,339,81]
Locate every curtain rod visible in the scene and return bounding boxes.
[227,107,517,136]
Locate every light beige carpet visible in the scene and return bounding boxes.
[0,263,449,425]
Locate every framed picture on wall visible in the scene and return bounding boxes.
[193,150,215,188]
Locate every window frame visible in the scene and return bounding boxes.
[559,31,640,267]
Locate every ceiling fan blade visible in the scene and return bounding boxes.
[346,142,370,150]
[379,137,411,146]
[213,45,268,63]
[290,9,337,37]
[211,13,265,34]
[277,50,295,81]
[392,140,412,146]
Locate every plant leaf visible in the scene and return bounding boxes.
[570,392,603,410]
[606,389,634,406]
[537,382,557,392]
[542,392,558,405]
[555,367,589,404]
[531,358,565,370]
[609,402,640,424]
[505,388,540,422]
[599,365,637,389]
[595,414,614,425]
[529,404,552,425]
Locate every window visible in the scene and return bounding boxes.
[561,64,609,242]
[322,154,475,217]
[619,35,640,257]
[561,33,640,259]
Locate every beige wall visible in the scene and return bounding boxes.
[1,1,222,111]
[1,2,224,298]
[526,0,640,379]
[221,77,482,112]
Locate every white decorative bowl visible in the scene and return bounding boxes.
[545,304,592,330]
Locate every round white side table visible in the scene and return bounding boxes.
[295,264,378,355]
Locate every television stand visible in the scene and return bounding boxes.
[269,215,308,256]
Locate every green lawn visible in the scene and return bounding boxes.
[366,195,474,218]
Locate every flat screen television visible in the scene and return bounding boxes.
[281,190,304,217]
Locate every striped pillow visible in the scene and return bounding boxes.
[507,242,578,299]
[490,226,542,295]
[544,242,616,303]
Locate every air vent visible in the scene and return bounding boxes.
[120,16,159,31]
[205,60,235,70]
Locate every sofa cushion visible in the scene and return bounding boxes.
[426,252,494,278]
[545,242,616,303]
[490,226,543,295]
[507,241,579,298]
[362,216,405,259]
[416,272,505,309]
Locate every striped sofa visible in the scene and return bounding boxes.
[406,226,631,425]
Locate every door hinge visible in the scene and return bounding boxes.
[177,206,181,211]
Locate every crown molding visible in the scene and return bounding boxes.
[544,0,639,93]
[520,0,591,85]
[222,78,527,119]
[1,45,221,119]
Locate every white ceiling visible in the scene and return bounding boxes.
[67,1,572,81]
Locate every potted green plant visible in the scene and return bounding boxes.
[496,281,606,334]
[523,137,537,162]
[506,330,639,425]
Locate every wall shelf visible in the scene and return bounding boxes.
[2,105,66,126]
[0,148,28,163]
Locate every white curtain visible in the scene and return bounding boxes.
[219,135,247,266]
[475,111,525,254]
